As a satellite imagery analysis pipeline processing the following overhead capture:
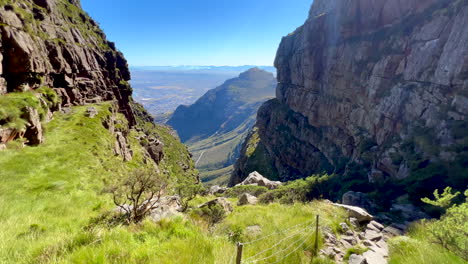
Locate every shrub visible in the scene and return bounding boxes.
[421,199,468,259]
[258,174,334,204]
[110,168,169,224]
[224,185,268,198]
[197,204,226,226]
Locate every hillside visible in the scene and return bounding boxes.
[167,68,276,184]
[0,0,197,261]
[0,0,466,263]
[232,0,468,209]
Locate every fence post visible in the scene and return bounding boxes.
[236,242,244,264]
[314,215,319,256]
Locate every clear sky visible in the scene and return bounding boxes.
[81,0,312,66]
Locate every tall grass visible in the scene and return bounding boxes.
[389,223,466,264]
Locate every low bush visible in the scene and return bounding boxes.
[224,185,268,198]
[258,174,335,204]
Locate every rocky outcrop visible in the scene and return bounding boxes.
[209,185,227,195]
[235,171,282,190]
[232,0,468,203]
[321,216,394,264]
[0,0,136,147]
[332,203,373,223]
[115,195,183,222]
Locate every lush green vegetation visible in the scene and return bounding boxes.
[389,188,467,264]
[0,87,59,131]
[224,185,269,198]
[0,103,352,263]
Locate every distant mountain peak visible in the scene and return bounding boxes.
[239,67,274,81]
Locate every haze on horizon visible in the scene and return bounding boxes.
[81,0,312,66]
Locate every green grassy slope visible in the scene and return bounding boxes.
[0,107,350,263]
[0,103,195,263]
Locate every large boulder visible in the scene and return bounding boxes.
[349,254,366,264]
[115,195,183,222]
[238,193,258,206]
[236,171,281,190]
[149,196,183,222]
[332,203,373,223]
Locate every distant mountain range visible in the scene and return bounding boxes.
[166,68,276,184]
[130,65,276,73]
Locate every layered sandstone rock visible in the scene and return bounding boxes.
[0,0,135,126]
[233,0,467,199]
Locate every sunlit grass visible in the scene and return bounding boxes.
[388,222,465,264]
[0,103,348,264]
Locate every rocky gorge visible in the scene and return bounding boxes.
[232,0,468,208]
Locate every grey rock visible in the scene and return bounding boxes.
[145,137,164,164]
[86,107,98,118]
[235,171,282,190]
[367,221,385,232]
[340,222,350,232]
[349,254,366,264]
[363,250,387,264]
[238,193,258,206]
[210,185,227,195]
[365,230,383,242]
[0,78,6,95]
[149,196,183,222]
[341,235,358,245]
[114,132,133,161]
[23,107,43,145]
[333,203,373,223]
[350,218,360,228]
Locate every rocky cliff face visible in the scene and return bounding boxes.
[0,0,136,146]
[232,0,468,201]
[0,0,198,181]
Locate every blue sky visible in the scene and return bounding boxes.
[81,0,312,66]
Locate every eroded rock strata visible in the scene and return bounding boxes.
[232,0,468,202]
[0,0,135,146]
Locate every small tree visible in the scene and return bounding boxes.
[176,181,202,212]
[422,188,468,260]
[111,168,168,223]
[421,187,460,210]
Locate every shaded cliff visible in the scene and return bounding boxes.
[0,0,197,181]
[167,68,276,184]
[232,0,468,203]
[0,0,135,146]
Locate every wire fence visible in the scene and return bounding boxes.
[233,215,320,264]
